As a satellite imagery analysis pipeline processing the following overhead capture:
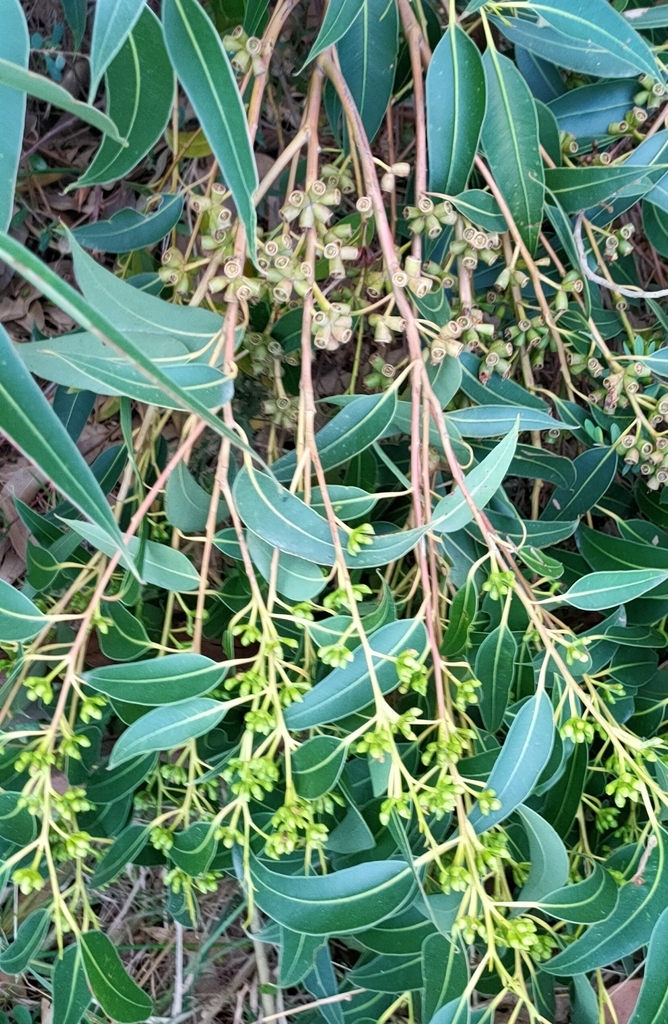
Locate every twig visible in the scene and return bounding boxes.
[252,990,366,1024]
[574,211,668,299]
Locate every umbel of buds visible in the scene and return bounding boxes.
[312,302,354,351]
[223,25,265,76]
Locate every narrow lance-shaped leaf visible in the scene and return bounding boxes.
[89,0,146,99]
[247,851,416,935]
[560,570,668,612]
[0,325,130,559]
[0,0,28,233]
[468,693,554,834]
[337,0,399,144]
[427,24,485,195]
[306,0,364,66]
[76,8,174,189]
[481,48,544,254]
[163,0,258,259]
[627,905,668,1024]
[0,232,259,465]
[52,945,92,1024]
[0,59,126,144]
[432,422,519,534]
[80,932,152,1023]
[0,577,48,642]
[108,698,229,768]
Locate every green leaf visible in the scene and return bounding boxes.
[476,624,517,733]
[540,741,588,838]
[311,485,377,521]
[547,81,636,144]
[165,461,227,534]
[469,693,554,834]
[89,0,146,98]
[0,59,125,143]
[432,422,518,534]
[83,653,227,705]
[561,570,668,612]
[304,945,344,1024]
[71,194,184,254]
[516,805,569,904]
[422,934,468,1021]
[539,863,618,924]
[68,232,221,353]
[86,754,157,806]
[481,48,544,254]
[627,905,668,1024]
[247,530,328,601]
[248,852,416,935]
[234,466,427,569]
[544,828,668,976]
[62,521,200,591]
[532,0,658,78]
[61,0,87,47]
[447,406,563,438]
[170,822,217,876]
[492,1,658,79]
[306,0,363,66]
[449,190,506,233]
[643,200,668,260]
[108,698,229,768]
[0,577,48,642]
[473,442,575,489]
[98,600,151,662]
[0,325,129,558]
[0,909,50,975]
[279,928,324,987]
[327,804,375,854]
[546,165,666,214]
[80,932,152,1023]
[77,8,173,188]
[91,825,150,888]
[0,0,28,233]
[273,392,397,482]
[349,951,423,992]
[541,446,617,521]
[427,24,485,195]
[0,791,37,845]
[293,736,346,800]
[337,0,398,143]
[442,573,478,656]
[53,945,92,1024]
[0,232,256,463]
[284,618,428,729]
[163,0,258,258]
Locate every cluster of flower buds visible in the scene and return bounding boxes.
[158,247,192,295]
[322,238,360,279]
[210,254,265,302]
[404,196,457,238]
[312,302,353,351]
[560,131,579,156]
[321,162,355,194]
[368,312,406,345]
[608,107,649,136]
[616,430,668,489]
[190,182,234,251]
[223,25,265,76]
[505,314,551,353]
[364,354,396,390]
[602,223,635,261]
[588,359,651,413]
[450,226,502,269]
[245,331,289,377]
[280,181,341,232]
[262,394,300,428]
[379,161,411,192]
[429,310,486,365]
[394,254,433,298]
[634,73,667,109]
